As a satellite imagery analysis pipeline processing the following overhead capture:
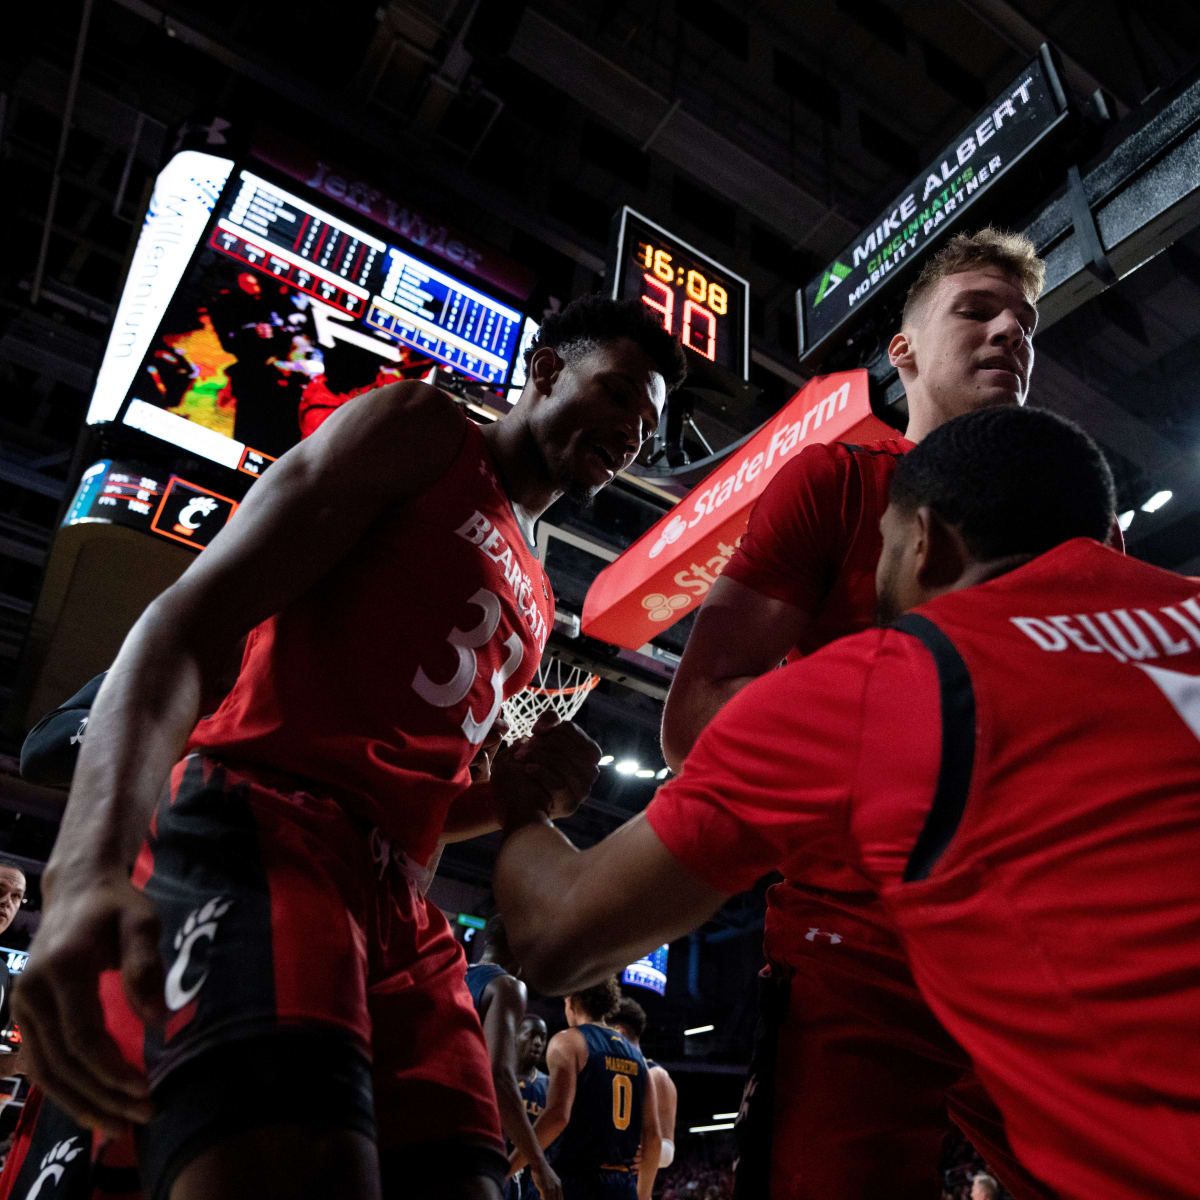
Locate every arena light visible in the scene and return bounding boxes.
[615,759,640,775]
[689,1122,735,1133]
[712,1112,739,1120]
[656,767,671,780]
[684,1024,714,1036]
[598,755,614,766]
[1142,490,1173,513]
[1117,510,1135,531]
[635,768,657,779]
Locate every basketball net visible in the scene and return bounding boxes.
[501,656,600,743]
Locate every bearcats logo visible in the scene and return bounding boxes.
[24,1137,82,1198]
[642,592,690,623]
[647,516,688,560]
[165,896,233,1012]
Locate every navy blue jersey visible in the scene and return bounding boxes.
[515,1070,551,1200]
[551,1025,648,1176]
[521,1068,549,1122]
[465,961,508,1017]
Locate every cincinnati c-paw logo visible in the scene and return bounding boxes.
[165,896,233,1012]
[648,515,688,559]
[24,1137,82,1198]
[642,592,690,622]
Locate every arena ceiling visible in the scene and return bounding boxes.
[1,1,1199,952]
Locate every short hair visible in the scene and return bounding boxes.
[611,996,647,1038]
[0,859,26,883]
[971,1174,1000,1199]
[481,913,511,962]
[902,227,1045,329]
[526,295,688,394]
[889,407,1115,561]
[571,976,622,1022]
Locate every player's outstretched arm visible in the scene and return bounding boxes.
[660,574,809,772]
[495,812,728,996]
[16,382,466,1136]
[483,975,562,1200]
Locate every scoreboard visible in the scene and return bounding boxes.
[76,151,529,555]
[610,207,749,380]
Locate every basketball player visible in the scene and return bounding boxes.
[660,228,1047,1199]
[497,406,1200,1199]
[513,1017,550,1200]
[512,979,659,1200]
[609,998,675,1171]
[15,295,686,1200]
[466,917,561,1200]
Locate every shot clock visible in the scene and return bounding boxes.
[610,207,749,380]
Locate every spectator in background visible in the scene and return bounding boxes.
[971,1174,1000,1200]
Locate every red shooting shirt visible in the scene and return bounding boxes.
[721,437,913,658]
[191,414,554,866]
[649,539,1200,1199]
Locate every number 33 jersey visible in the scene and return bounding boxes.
[189,413,554,865]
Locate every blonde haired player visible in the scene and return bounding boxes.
[660,229,1050,1200]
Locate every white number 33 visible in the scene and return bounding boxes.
[412,588,524,744]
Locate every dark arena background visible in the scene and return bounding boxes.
[3,3,1200,1196]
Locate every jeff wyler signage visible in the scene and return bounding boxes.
[797,48,1068,362]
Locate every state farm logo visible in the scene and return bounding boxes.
[648,515,688,559]
[642,592,691,622]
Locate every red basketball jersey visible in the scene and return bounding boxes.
[651,539,1200,1199]
[720,437,913,959]
[884,540,1200,1200]
[190,414,554,864]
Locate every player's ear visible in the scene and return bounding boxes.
[914,507,968,591]
[888,330,915,372]
[529,347,563,398]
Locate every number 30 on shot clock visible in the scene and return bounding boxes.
[609,206,749,380]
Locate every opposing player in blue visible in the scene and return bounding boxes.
[513,979,659,1200]
[466,917,561,1200]
[513,1017,550,1199]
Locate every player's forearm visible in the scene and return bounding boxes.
[439,782,500,844]
[661,673,756,773]
[45,604,207,885]
[494,1067,547,1174]
[637,1134,661,1200]
[495,818,585,989]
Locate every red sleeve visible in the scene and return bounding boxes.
[720,443,845,608]
[646,633,884,895]
[647,628,945,894]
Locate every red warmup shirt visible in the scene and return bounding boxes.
[649,539,1200,1200]
[190,413,553,865]
[720,437,913,954]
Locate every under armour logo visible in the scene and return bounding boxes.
[804,927,843,944]
[164,897,233,1011]
[24,1137,82,1198]
[68,717,88,747]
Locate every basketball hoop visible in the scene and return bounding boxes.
[501,656,600,743]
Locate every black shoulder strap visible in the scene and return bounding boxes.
[891,614,977,882]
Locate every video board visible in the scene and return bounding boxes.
[94,160,526,472]
[622,943,669,996]
[62,460,240,552]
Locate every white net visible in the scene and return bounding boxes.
[501,656,600,743]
